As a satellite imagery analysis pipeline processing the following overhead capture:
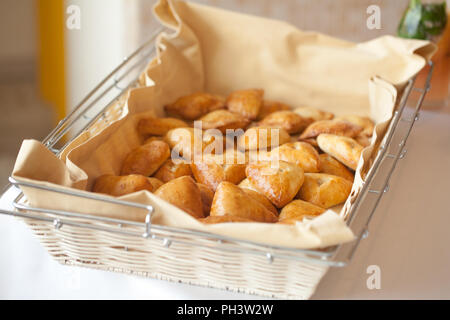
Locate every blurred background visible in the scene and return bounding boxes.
[0,0,448,185]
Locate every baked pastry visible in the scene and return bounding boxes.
[197,183,215,216]
[317,134,364,170]
[138,117,189,137]
[165,92,225,120]
[335,115,374,137]
[278,200,325,224]
[300,119,363,140]
[226,89,264,120]
[164,127,203,159]
[238,178,260,192]
[293,106,334,121]
[297,173,353,208]
[240,187,279,216]
[198,215,253,224]
[355,133,372,148]
[257,100,291,120]
[190,151,247,191]
[259,111,312,134]
[198,109,250,133]
[246,161,305,208]
[154,159,193,183]
[93,174,163,197]
[237,126,290,151]
[210,181,278,222]
[143,136,163,145]
[272,142,321,173]
[154,176,204,218]
[319,153,354,182]
[121,140,170,176]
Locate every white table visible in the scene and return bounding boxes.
[1,108,449,299]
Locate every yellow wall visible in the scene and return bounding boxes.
[37,0,66,121]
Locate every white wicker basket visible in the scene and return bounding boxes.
[0,28,432,300]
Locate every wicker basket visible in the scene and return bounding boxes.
[1,25,432,299]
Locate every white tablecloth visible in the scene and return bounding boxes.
[1,108,449,299]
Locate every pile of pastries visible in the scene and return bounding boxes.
[93,89,374,224]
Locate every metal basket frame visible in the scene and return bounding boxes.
[0,27,433,269]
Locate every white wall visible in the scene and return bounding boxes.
[64,0,142,111]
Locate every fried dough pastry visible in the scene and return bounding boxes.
[238,178,260,192]
[190,151,247,191]
[164,127,203,159]
[199,109,250,133]
[198,215,253,224]
[210,181,278,222]
[297,173,353,208]
[138,117,189,137]
[300,119,363,140]
[237,126,290,151]
[143,136,163,145]
[197,183,215,216]
[154,159,193,183]
[355,133,372,148]
[259,111,312,134]
[257,100,291,120]
[165,92,225,120]
[278,200,326,224]
[335,115,374,137]
[93,174,162,197]
[154,176,204,218]
[246,161,305,208]
[272,142,320,173]
[317,134,364,170]
[226,89,264,120]
[240,187,278,216]
[319,153,354,182]
[293,106,334,121]
[121,140,170,176]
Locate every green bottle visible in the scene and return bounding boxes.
[397,0,447,40]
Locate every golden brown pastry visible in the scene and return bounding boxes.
[93,174,162,197]
[165,92,225,120]
[317,134,364,170]
[198,109,250,133]
[355,133,372,148]
[293,106,334,121]
[272,142,321,173]
[297,173,353,208]
[257,100,291,120]
[335,115,374,137]
[240,187,279,216]
[300,119,363,140]
[238,178,260,192]
[138,117,189,137]
[298,138,319,149]
[198,215,253,224]
[237,126,290,151]
[121,140,170,176]
[154,176,204,219]
[259,111,313,134]
[278,200,325,224]
[197,183,215,216]
[147,177,164,191]
[319,153,354,182]
[190,151,247,191]
[164,127,203,159]
[226,88,264,120]
[246,161,305,208]
[153,159,193,183]
[143,136,163,145]
[210,181,278,222]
